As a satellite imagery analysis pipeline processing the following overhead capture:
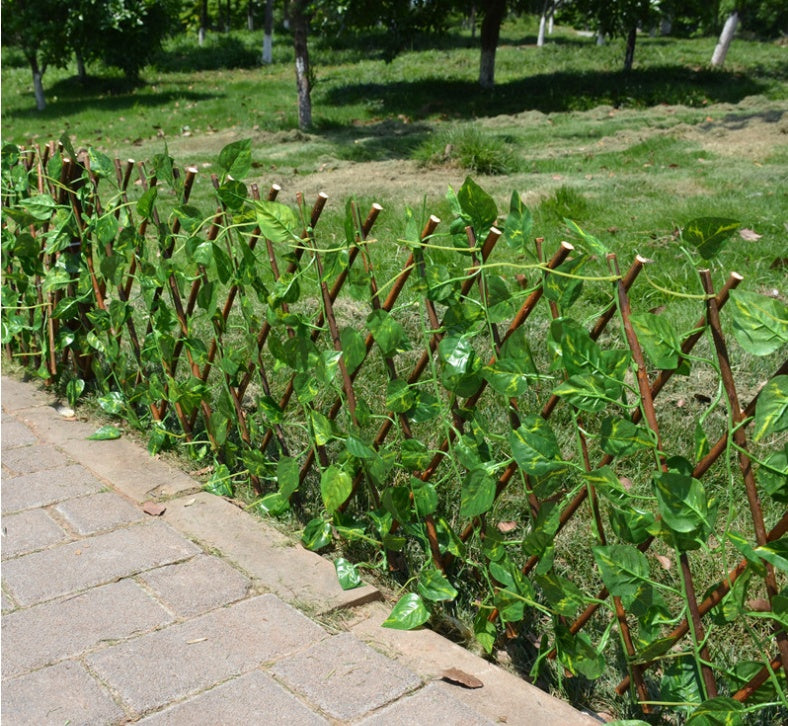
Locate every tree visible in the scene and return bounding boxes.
[710,10,738,66]
[262,0,274,63]
[291,0,313,129]
[478,0,507,88]
[1,0,71,110]
[559,0,656,71]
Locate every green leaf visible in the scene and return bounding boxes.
[367,309,408,358]
[553,374,609,413]
[556,626,605,679]
[302,517,332,551]
[136,186,158,218]
[660,655,702,711]
[503,191,532,252]
[460,468,497,518]
[729,290,788,356]
[382,593,430,630]
[334,557,362,590]
[276,456,299,499]
[320,465,352,514]
[759,445,788,502]
[752,375,788,441]
[495,588,525,622]
[66,378,85,408]
[754,537,788,573]
[310,410,334,446]
[418,567,458,602]
[217,179,248,210]
[97,391,124,415]
[22,194,57,221]
[564,218,608,257]
[457,176,497,237]
[653,471,710,535]
[87,425,122,440]
[509,415,568,477]
[630,313,682,370]
[204,464,234,497]
[411,477,438,517]
[340,327,366,375]
[386,379,416,413]
[685,697,744,726]
[681,217,739,260]
[88,147,114,179]
[599,417,653,456]
[255,200,300,245]
[593,545,651,607]
[218,138,252,179]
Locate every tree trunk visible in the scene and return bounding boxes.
[75,50,87,83]
[624,26,637,72]
[247,0,254,30]
[538,0,551,47]
[31,58,46,111]
[199,0,208,45]
[292,1,312,129]
[262,0,274,64]
[711,11,738,68]
[478,0,506,89]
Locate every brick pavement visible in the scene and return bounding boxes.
[1,375,599,725]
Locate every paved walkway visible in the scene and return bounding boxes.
[1,375,598,725]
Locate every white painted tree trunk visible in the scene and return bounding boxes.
[262,34,273,64]
[262,0,274,64]
[537,13,547,47]
[479,48,495,89]
[711,12,738,67]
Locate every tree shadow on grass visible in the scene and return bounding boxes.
[322,66,769,119]
[4,74,219,121]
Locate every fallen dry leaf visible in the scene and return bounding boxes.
[739,228,762,241]
[746,599,771,612]
[619,477,633,491]
[142,501,166,517]
[497,521,518,533]
[441,667,483,689]
[655,554,672,571]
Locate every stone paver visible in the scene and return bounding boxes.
[1,508,68,559]
[1,464,106,514]
[139,553,251,618]
[86,594,327,715]
[1,660,126,726]
[1,519,200,606]
[271,631,422,721]
[54,490,145,534]
[2,579,172,679]
[357,682,495,725]
[136,670,329,725]
[0,419,38,448]
[0,443,70,474]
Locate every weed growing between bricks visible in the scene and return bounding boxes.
[1,139,786,723]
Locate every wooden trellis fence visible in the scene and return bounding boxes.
[2,140,786,718]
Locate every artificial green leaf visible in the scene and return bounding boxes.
[340,326,366,374]
[599,417,653,456]
[382,593,430,630]
[172,204,204,234]
[729,290,788,357]
[495,588,525,622]
[553,374,610,412]
[204,464,234,497]
[217,179,248,210]
[276,456,299,499]
[218,138,252,179]
[543,255,586,309]
[460,468,497,518]
[346,435,375,460]
[653,471,710,535]
[608,503,655,545]
[97,391,124,415]
[87,424,122,440]
[752,375,788,441]
[564,218,608,258]
[302,517,332,551]
[255,200,300,245]
[473,609,498,654]
[22,194,57,221]
[556,625,605,679]
[66,378,85,408]
[411,477,438,516]
[136,186,158,218]
[754,537,788,573]
[386,379,416,413]
[536,571,585,617]
[88,147,115,179]
[681,217,739,260]
[401,439,431,471]
[334,557,362,590]
[418,567,458,602]
[685,697,744,726]
[630,312,682,370]
[660,655,702,711]
[320,465,352,514]
[457,176,497,237]
[593,545,651,607]
[759,445,788,502]
[503,190,532,251]
[367,309,408,358]
[509,415,568,477]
